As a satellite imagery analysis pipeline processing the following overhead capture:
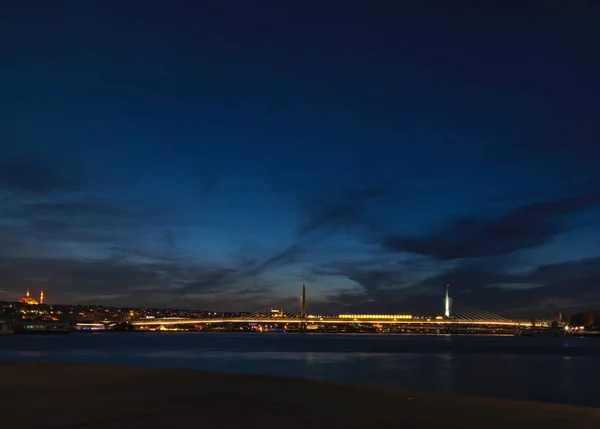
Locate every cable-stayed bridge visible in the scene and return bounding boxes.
[132,285,539,329]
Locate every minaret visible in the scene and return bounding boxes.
[40,290,44,305]
[444,284,450,318]
[301,282,306,318]
[26,288,30,298]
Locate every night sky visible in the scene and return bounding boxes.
[1,1,599,317]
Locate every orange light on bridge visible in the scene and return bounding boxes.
[338,314,413,320]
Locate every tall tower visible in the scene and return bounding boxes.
[26,288,30,298]
[444,284,450,318]
[301,282,306,318]
[40,290,44,305]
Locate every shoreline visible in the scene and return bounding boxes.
[2,362,599,428]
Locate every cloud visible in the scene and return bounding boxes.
[298,182,393,237]
[309,256,448,315]
[314,260,405,293]
[27,218,71,232]
[176,267,243,295]
[395,257,600,317]
[378,195,600,260]
[236,285,273,296]
[0,257,171,302]
[163,226,176,248]
[235,181,395,280]
[1,171,396,306]
[0,254,279,309]
[0,196,173,256]
[4,200,168,226]
[258,243,307,272]
[505,111,600,160]
[309,249,600,317]
[253,181,395,272]
[0,155,79,194]
[16,202,123,217]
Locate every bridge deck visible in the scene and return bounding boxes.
[132,318,534,327]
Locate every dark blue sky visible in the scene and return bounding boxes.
[1,1,599,316]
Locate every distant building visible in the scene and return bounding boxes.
[270,308,284,318]
[18,288,43,305]
[570,310,599,327]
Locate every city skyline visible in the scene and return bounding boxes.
[2,2,600,317]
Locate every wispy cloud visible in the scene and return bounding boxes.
[0,154,79,194]
[377,195,600,260]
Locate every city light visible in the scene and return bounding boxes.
[338,314,413,320]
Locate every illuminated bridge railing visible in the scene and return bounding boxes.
[338,314,413,320]
[131,317,533,327]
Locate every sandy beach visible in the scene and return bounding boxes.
[1,362,598,428]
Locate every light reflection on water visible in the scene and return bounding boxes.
[143,350,378,362]
[1,332,599,407]
[17,351,43,358]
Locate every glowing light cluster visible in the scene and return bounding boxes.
[338,314,412,320]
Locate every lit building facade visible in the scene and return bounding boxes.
[18,288,43,305]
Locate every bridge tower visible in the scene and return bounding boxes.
[444,284,450,318]
[301,282,307,318]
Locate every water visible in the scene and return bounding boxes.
[1,332,599,407]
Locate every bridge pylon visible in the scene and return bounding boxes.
[444,284,450,318]
[300,282,307,332]
[301,282,307,319]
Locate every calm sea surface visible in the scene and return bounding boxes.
[1,332,599,407]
